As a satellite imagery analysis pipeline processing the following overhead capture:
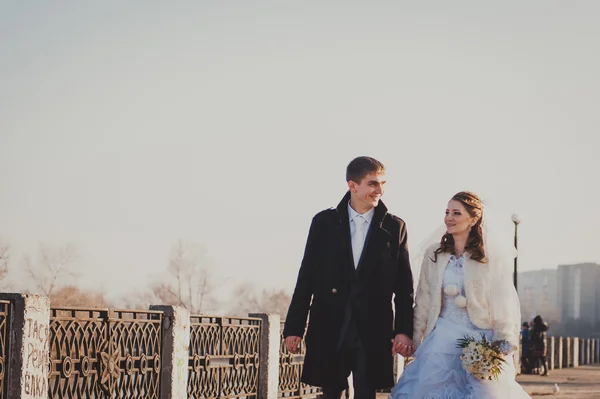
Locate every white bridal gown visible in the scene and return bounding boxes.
[390,255,531,399]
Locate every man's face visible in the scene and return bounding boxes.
[348,172,386,212]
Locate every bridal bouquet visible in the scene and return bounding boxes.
[456,335,513,381]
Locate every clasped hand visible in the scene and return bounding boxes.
[392,334,415,357]
[285,336,302,354]
[287,334,415,357]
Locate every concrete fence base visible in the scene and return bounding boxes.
[150,305,190,399]
[1,293,50,399]
[250,313,280,399]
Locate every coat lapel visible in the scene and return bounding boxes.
[434,252,451,296]
[356,206,390,274]
[335,192,354,273]
[462,254,486,298]
[334,192,390,274]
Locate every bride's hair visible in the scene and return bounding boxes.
[434,191,487,263]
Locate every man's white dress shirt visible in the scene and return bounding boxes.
[348,202,374,268]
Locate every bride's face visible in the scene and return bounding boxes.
[445,200,476,235]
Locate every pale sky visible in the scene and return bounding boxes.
[1,2,599,307]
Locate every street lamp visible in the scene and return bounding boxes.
[512,213,521,291]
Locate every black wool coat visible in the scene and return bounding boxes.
[283,192,414,389]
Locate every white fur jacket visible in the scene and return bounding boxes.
[412,244,521,348]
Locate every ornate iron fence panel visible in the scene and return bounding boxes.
[110,310,163,398]
[0,300,10,399]
[48,308,163,399]
[188,315,261,399]
[278,322,321,399]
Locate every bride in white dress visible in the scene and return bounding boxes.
[391,191,531,399]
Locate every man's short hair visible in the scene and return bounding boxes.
[346,156,385,183]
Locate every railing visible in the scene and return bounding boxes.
[188,315,261,399]
[3,291,599,399]
[48,308,163,399]
[519,335,600,374]
[552,336,562,369]
[0,300,10,399]
[278,322,321,399]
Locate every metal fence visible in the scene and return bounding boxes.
[0,300,9,399]
[3,294,599,399]
[48,308,163,399]
[278,322,321,399]
[188,315,261,399]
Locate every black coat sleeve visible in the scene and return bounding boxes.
[393,220,415,337]
[283,215,320,338]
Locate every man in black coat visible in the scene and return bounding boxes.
[283,156,415,399]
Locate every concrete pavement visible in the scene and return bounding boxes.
[375,364,600,398]
[517,364,600,398]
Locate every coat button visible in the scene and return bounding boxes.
[331,288,337,294]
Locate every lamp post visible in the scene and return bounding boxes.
[512,213,521,291]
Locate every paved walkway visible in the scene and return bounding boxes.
[517,364,600,398]
[375,364,600,399]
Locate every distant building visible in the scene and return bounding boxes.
[518,269,560,324]
[557,263,600,337]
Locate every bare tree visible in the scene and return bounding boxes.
[146,239,218,314]
[21,243,80,296]
[114,290,155,310]
[50,285,109,307]
[229,282,291,318]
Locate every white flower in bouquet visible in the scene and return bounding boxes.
[454,295,467,308]
[456,334,511,381]
[444,284,460,297]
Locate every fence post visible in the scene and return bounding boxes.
[513,345,521,376]
[564,337,572,368]
[556,337,563,369]
[0,293,50,399]
[573,337,580,367]
[548,337,555,370]
[150,305,190,399]
[596,339,600,363]
[586,339,590,364]
[393,355,405,383]
[586,339,592,365]
[250,313,280,399]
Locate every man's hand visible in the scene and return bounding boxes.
[285,336,302,354]
[392,334,415,358]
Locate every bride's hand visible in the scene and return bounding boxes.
[392,334,415,357]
